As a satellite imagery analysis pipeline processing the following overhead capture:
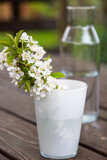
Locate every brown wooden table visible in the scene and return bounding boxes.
[0,54,107,160]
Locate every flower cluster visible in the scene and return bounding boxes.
[0,31,67,99]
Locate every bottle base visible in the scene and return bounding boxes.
[82,114,98,123]
[40,152,77,159]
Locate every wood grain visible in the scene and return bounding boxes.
[0,110,39,160]
[0,84,106,122]
[0,85,35,123]
[99,109,107,120]
[0,80,107,156]
[0,154,9,160]
[80,119,107,156]
[0,110,106,160]
[100,80,107,109]
[73,147,107,160]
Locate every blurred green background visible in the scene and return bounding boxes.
[0,0,107,63]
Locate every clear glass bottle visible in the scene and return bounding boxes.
[60,6,100,123]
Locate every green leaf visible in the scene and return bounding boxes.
[0,40,13,48]
[26,80,30,92]
[45,54,50,61]
[23,86,27,90]
[18,81,24,88]
[15,30,24,47]
[50,72,65,78]
[4,48,16,54]
[17,48,22,54]
[6,33,15,46]
[56,85,58,89]
[7,54,16,64]
[21,66,29,74]
[18,77,26,88]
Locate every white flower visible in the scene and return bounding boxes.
[37,62,51,76]
[33,87,41,95]
[34,72,42,80]
[28,65,36,78]
[45,76,57,91]
[35,46,46,58]
[28,71,35,78]
[25,89,28,92]
[29,36,38,45]
[56,81,69,90]
[47,76,56,83]
[29,44,38,52]
[44,58,52,70]
[20,32,29,41]
[9,67,24,80]
[11,78,16,83]
[30,46,46,60]
[0,47,8,70]
[0,47,16,70]
[0,63,4,70]
[14,81,18,86]
[6,59,17,68]
[40,90,46,98]
[0,31,68,100]
[27,58,35,64]
[11,79,18,86]
[30,85,47,99]
[22,51,35,64]
[28,65,41,80]
[22,50,30,61]
[35,60,43,67]
[12,59,17,65]
[7,66,14,71]
[35,79,44,87]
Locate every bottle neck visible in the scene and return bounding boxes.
[67,6,95,26]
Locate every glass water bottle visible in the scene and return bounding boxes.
[60,6,100,123]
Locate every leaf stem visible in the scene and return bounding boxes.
[22,40,24,50]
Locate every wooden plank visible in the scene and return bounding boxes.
[80,119,107,156]
[0,154,9,160]
[0,83,107,156]
[0,0,51,2]
[0,82,106,123]
[0,85,107,157]
[0,110,39,160]
[73,147,107,160]
[0,85,35,123]
[100,64,107,81]
[0,110,106,160]
[100,79,107,109]
[99,109,107,120]
[0,69,10,82]
[99,64,107,109]
[0,19,56,31]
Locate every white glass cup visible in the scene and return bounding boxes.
[34,79,87,159]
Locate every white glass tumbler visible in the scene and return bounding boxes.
[34,79,87,159]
